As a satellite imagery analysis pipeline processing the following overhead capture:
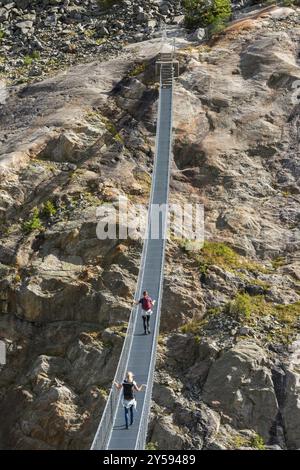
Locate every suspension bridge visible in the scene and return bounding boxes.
[91,34,178,450]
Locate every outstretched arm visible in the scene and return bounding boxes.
[114,381,122,390]
[134,383,146,392]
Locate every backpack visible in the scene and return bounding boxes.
[142,296,153,311]
[123,381,134,400]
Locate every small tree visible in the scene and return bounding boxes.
[184,0,231,30]
[22,208,43,234]
[41,200,57,218]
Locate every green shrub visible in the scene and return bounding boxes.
[23,51,40,66]
[41,200,57,218]
[23,55,33,66]
[14,273,21,284]
[225,294,300,343]
[232,435,250,449]
[22,208,43,234]
[197,241,240,273]
[129,62,146,77]
[226,293,252,320]
[206,306,222,316]
[95,38,106,45]
[184,0,231,30]
[180,319,207,334]
[187,240,268,275]
[102,116,118,135]
[98,387,109,399]
[250,433,265,450]
[207,17,228,35]
[275,302,300,325]
[0,30,5,41]
[194,335,201,344]
[31,50,40,60]
[272,256,286,269]
[232,433,265,450]
[145,442,159,450]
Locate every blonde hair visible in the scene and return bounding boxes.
[126,371,134,382]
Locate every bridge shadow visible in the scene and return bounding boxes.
[113,425,127,430]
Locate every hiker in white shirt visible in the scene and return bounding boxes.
[114,371,146,429]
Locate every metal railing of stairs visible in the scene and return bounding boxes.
[91,36,178,451]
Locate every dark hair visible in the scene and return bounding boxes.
[143,291,148,296]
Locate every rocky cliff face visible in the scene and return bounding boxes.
[0,4,300,450]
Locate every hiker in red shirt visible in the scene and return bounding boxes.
[135,290,156,335]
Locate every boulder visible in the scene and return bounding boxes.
[202,341,279,439]
[188,28,206,42]
[38,131,86,163]
[151,414,191,450]
[15,20,34,35]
